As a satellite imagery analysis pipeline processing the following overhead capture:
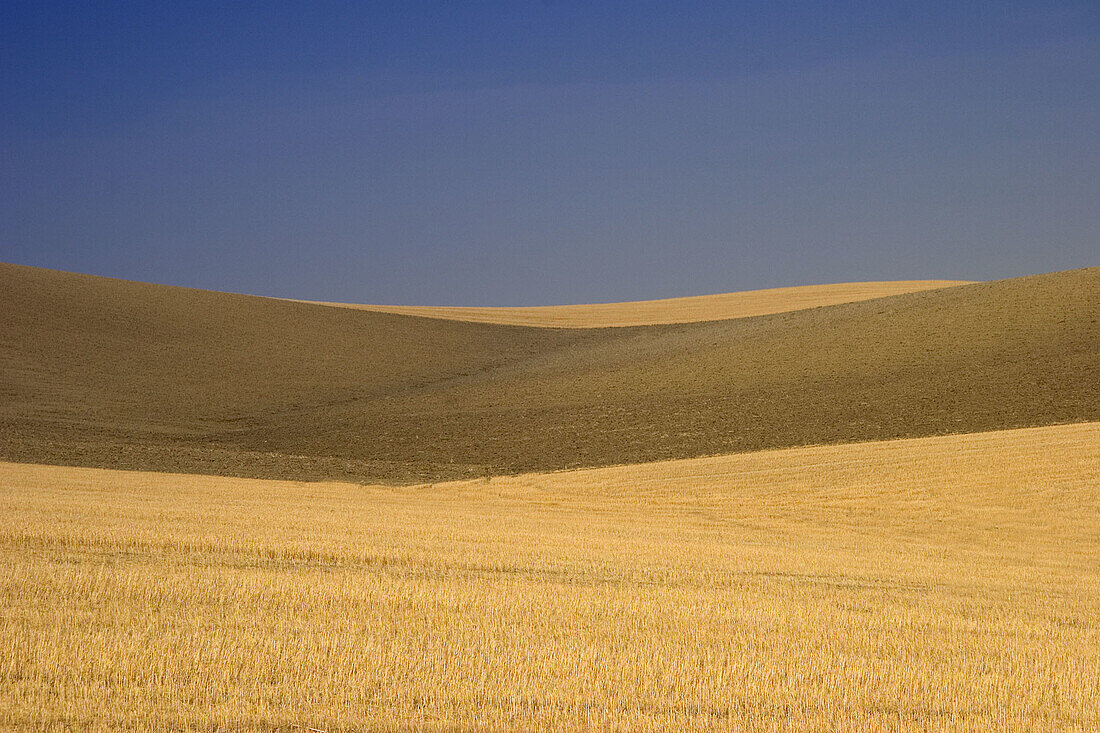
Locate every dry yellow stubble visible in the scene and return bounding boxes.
[1,422,1098,731]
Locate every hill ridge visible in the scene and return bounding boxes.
[292,278,973,327]
[1,261,1097,483]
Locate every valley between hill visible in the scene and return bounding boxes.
[2,262,1097,483]
[297,278,970,327]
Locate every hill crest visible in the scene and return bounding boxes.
[1,261,1096,483]
[293,279,972,327]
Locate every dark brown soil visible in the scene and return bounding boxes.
[2,262,1097,483]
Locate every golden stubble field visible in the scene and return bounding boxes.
[2,422,1099,731]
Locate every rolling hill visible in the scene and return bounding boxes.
[297,279,971,327]
[1,261,1097,483]
[3,421,1098,729]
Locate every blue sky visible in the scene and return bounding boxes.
[2,1,1098,304]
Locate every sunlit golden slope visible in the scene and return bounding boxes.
[3,421,1097,731]
[298,279,971,327]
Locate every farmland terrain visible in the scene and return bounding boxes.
[2,262,1097,483]
[2,421,1097,731]
[2,261,1098,731]
[298,279,971,327]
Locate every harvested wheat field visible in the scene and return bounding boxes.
[2,421,1098,731]
[296,279,971,327]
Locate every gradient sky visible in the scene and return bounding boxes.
[2,1,1098,305]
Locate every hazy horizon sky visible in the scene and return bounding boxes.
[2,1,1098,306]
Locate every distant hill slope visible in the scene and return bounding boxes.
[297,280,971,327]
[1,262,1097,483]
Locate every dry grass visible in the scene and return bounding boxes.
[2,422,1098,731]
[297,280,971,327]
